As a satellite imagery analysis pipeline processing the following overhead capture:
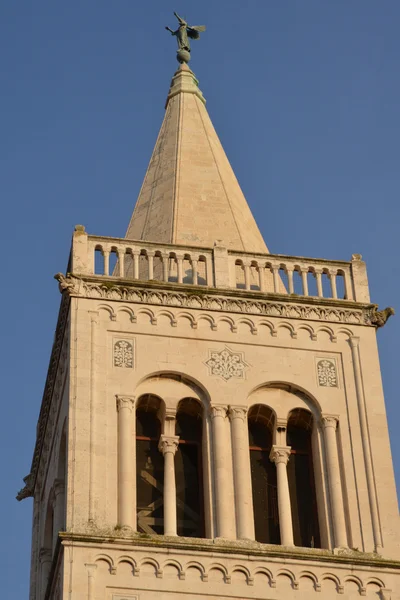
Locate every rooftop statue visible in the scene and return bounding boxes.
[166,11,206,64]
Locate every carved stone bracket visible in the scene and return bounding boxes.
[321,414,339,430]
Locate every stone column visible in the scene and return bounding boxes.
[52,479,65,553]
[349,337,383,552]
[228,406,255,540]
[159,435,179,536]
[85,564,97,600]
[39,548,52,598]
[270,445,294,547]
[116,395,135,530]
[210,405,232,538]
[300,267,309,296]
[321,415,348,548]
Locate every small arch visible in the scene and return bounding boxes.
[277,321,297,338]
[315,325,336,342]
[94,553,114,571]
[252,566,274,584]
[116,306,136,323]
[176,311,197,328]
[232,565,252,584]
[207,562,229,583]
[140,557,161,577]
[216,315,237,333]
[97,303,116,321]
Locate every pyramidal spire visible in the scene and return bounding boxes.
[125,64,269,253]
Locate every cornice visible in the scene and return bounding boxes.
[55,273,379,327]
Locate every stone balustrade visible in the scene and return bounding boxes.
[70,226,370,303]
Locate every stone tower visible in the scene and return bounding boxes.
[19,63,400,600]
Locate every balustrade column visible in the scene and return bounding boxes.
[329,272,338,299]
[270,446,294,546]
[315,268,323,297]
[287,267,294,294]
[210,405,232,538]
[259,266,266,292]
[116,395,135,529]
[228,407,255,540]
[148,252,154,280]
[39,548,52,598]
[103,249,110,276]
[162,253,169,282]
[133,252,140,279]
[191,259,198,285]
[301,268,309,296]
[159,435,179,536]
[117,249,125,277]
[176,255,184,283]
[321,415,347,548]
[244,263,251,290]
[52,479,65,553]
[272,264,280,293]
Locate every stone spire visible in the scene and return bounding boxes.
[125,64,269,253]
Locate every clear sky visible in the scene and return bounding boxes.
[1,2,399,597]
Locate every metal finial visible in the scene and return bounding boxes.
[165,11,206,64]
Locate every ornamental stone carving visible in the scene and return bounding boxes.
[317,359,338,387]
[210,405,228,419]
[270,445,291,465]
[116,396,135,412]
[205,346,248,381]
[158,435,179,455]
[114,340,134,368]
[228,406,247,421]
[54,274,373,326]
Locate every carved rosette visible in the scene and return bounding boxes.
[205,346,248,381]
[158,434,179,455]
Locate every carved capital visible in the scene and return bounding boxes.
[270,445,291,465]
[116,395,135,412]
[349,336,360,349]
[85,563,97,578]
[228,406,247,421]
[210,405,228,419]
[321,414,339,430]
[158,435,179,455]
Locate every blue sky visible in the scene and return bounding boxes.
[1,2,399,597]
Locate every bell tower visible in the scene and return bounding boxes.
[19,56,399,600]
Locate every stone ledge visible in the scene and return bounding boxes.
[59,531,400,570]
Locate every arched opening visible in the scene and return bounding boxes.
[248,405,280,544]
[136,395,164,535]
[175,398,205,538]
[287,408,320,548]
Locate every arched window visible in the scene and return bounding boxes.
[248,405,280,544]
[136,395,164,535]
[287,408,320,548]
[175,398,205,538]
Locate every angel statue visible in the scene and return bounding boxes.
[166,12,206,63]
